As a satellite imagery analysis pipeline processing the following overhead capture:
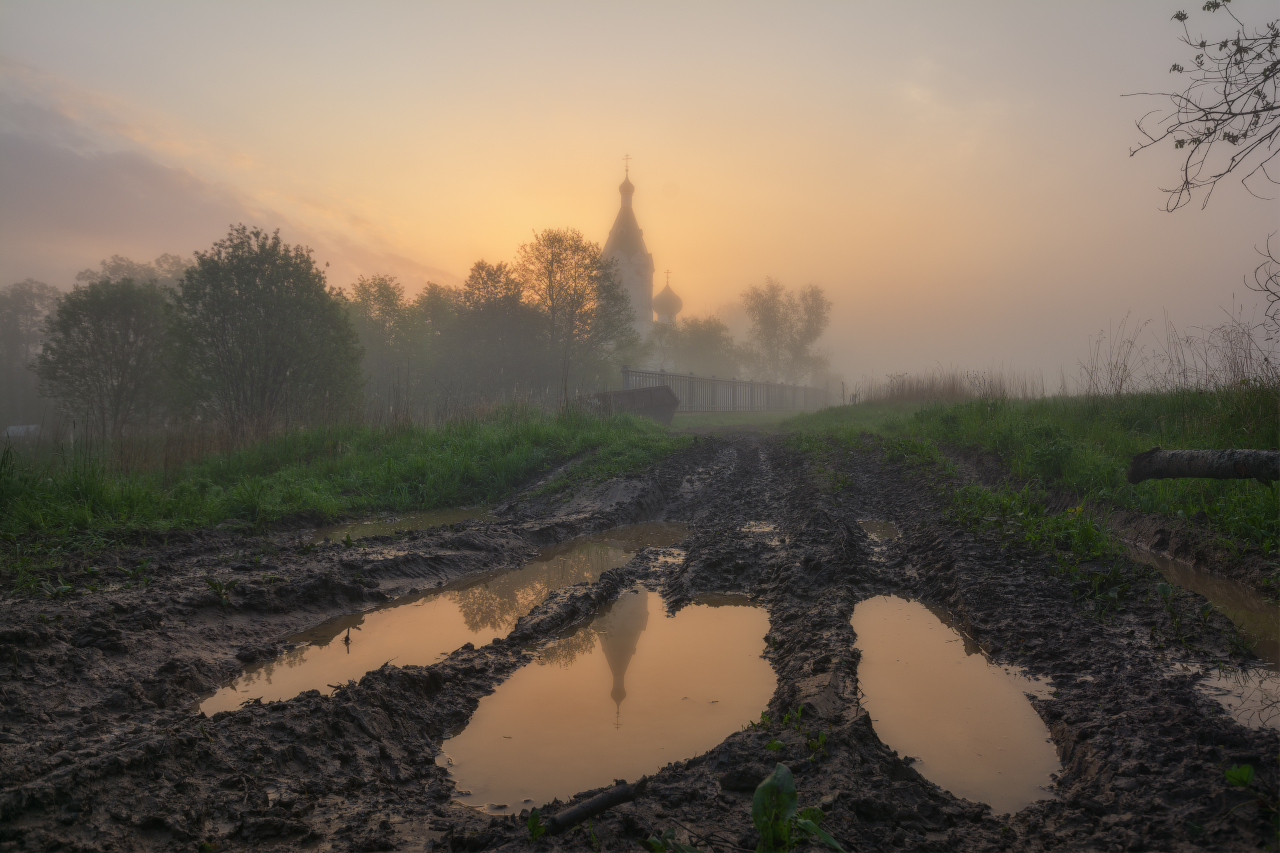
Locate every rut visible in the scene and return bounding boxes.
[0,434,1275,852]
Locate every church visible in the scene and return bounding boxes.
[601,167,681,335]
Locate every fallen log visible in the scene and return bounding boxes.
[1127,447,1279,485]
[543,776,649,836]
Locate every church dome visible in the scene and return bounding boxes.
[619,175,635,196]
[652,283,682,318]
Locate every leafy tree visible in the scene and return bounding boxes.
[171,225,363,438]
[451,260,547,395]
[347,274,411,386]
[76,253,193,291]
[34,278,169,440]
[651,315,744,377]
[0,279,60,427]
[515,228,636,402]
[742,279,831,384]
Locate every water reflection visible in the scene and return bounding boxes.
[858,520,900,541]
[1126,546,1279,667]
[439,588,775,812]
[851,595,1060,815]
[312,507,494,543]
[199,523,689,715]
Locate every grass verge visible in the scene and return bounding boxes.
[0,406,690,586]
[790,386,1279,556]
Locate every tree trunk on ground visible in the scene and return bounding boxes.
[544,777,649,835]
[1127,447,1280,485]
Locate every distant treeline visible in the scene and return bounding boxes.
[0,224,832,442]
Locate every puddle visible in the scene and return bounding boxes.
[438,587,775,812]
[312,507,494,543]
[1126,546,1279,668]
[200,523,689,715]
[740,522,777,533]
[858,520,900,541]
[1198,666,1280,731]
[851,595,1060,815]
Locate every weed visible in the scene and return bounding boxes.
[342,533,354,548]
[752,763,845,852]
[765,738,783,753]
[526,807,546,842]
[39,576,72,599]
[746,712,773,730]
[806,730,829,762]
[206,578,238,605]
[1222,760,1280,835]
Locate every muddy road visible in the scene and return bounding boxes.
[1,434,1276,851]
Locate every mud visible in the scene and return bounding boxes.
[1,433,1277,851]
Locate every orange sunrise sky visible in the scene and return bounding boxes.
[1,1,1274,382]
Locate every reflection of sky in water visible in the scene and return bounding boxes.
[1183,663,1280,731]
[1126,546,1278,667]
[851,595,1060,816]
[858,519,900,540]
[439,588,774,813]
[1127,546,1279,730]
[199,523,688,715]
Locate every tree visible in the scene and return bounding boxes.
[347,274,410,386]
[515,228,636,402]
[34,278,169,440]
[171,225,363,438]
[76,253,193,291]
[742,279,831,384]
[1130,2,1280,331]
[0,279,60,426]
[451,260,547,395]
[651,316,743,377]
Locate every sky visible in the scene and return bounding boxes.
[1,1,1275,383]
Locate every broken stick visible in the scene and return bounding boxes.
[543,776,649,836]
[1126,447,1279,485]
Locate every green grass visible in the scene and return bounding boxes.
[0,406,689,582]
[670,410,800,431]
[791,385,1279,555]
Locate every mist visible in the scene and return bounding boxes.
[2,0,1274,394]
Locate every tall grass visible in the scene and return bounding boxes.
[0,405,689,569]
[792,313,1279,554]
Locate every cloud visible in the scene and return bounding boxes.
[0,59,460,290]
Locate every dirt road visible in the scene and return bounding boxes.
[1,434,1276,851]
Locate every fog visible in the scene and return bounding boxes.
[1,1,1274,384]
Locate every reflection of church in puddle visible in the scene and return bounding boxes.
[593,589,649,726]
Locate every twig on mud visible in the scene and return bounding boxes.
[668,819,754,852]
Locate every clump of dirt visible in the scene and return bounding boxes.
[1,434,1276,851]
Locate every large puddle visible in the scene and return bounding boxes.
[851,595,1060,815]
[1126,546,1279,667]
[312,507,495,543]
[438,587,775,812]
[200,523,689,715]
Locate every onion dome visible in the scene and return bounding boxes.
[652,283,683,319]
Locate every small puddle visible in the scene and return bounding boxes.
[200,523,689,715]
[1126,546,1279,668]
[1197,665,1280,731]
[438,587,775,812]
[859,520,900,541]
[851,595,1060,815]
[312,507,494,543]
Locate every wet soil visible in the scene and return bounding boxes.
[1,433,1277,851]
